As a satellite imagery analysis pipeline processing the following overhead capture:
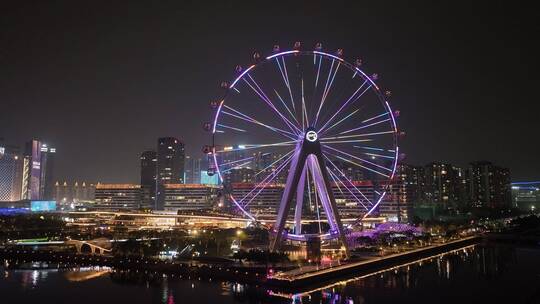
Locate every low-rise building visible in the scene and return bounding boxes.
[93,184,142,210]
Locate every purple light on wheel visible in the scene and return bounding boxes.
[208,46,401,244]
[230,65,255,88]
[266,50,299,60]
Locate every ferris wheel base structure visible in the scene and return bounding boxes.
[269,128,350,257]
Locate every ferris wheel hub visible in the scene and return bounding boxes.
[305,129,318,142]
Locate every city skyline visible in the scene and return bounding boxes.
[1,1,539,183]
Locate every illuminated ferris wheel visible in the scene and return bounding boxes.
[204,42,400,252]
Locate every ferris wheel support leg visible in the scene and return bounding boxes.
[270,148,307,252]
[313,152,350,258]
[294,166,307,235]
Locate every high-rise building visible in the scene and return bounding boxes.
[94,183,141,210]
[468,161,511,209]
[21,140,56,201]
[140,150,157,209]
[156,137,185,209]
[378,164,422,222]
[423,162,462,208]
[0,143,23,201]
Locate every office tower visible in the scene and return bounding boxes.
[0,143,23,201]
[21,139,56,201]
[140,150,157,209]
[468,161,511,209]
[94,183,142,210]
[156,137,185,209]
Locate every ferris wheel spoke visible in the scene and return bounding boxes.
[274,57,297,116]
[325,151,390,179]
[318,80,371,133]
[274,89,300,127]
[301,78,309,131]
[253,150,294,177]
[214,140,295,153]
[338,115,391,135]
[324,154,374,206]
[315,54,322,88]
[320,130,395,141]
[322,109,360,135]
[323,146,392,177]
[363,152,395,159]
[243,74,301,134]
[222,104,297,140]
[216,123,247,133]
[239,153,293,207]
[353,146,396,159]
[320,139,373,144]
[281,57,297,114]
[324,144,393,172]
[326,166,370,211]
[314,60,341,126]
[220,160,254,173]
[219,156,255,168]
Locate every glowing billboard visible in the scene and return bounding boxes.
[30,200,57,212]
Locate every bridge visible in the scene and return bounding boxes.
[65,239,111,255]
[9,237,161,255]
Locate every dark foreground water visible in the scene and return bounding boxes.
[1,244,539,304]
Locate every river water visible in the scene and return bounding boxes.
[1,244,539,304]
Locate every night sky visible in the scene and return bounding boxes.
[1,1,538,183]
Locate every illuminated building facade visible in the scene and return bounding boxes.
[156,137,185,209]
[200,170,219,185]
[0,143,23,201]
[94,183,142,210]
[511,182,540,211]
[184,155,203,184]
[163,184,219,213]
[21,140,56,201]
[53,181,96,205]
[332,181,375,218]
[229,183,284,217]
[423,162,464,208]
[223,168,255,184]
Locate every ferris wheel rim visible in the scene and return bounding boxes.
[210,47,400,227]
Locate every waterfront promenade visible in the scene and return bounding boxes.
[268,236,481,289]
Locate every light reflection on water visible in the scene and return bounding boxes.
[1,244,539,304]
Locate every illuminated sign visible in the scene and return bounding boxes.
[200,171,219,185]
[306,130,318,142]
[30,201,57,212]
